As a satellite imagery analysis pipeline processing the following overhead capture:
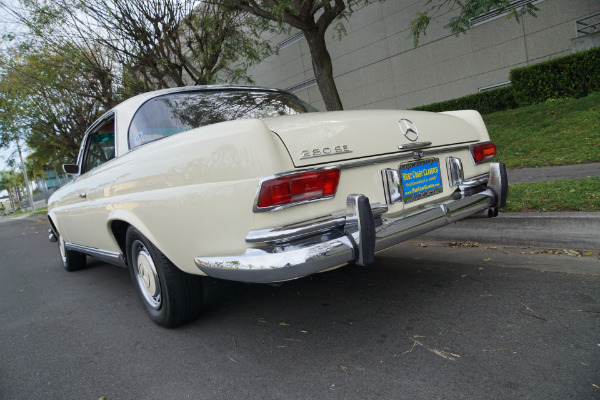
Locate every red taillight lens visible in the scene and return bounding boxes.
[257,168,341,209]
[471,142,497,164]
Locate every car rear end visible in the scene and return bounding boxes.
[194,107,508,283]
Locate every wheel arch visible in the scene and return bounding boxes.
[47,214,59,237]
[106,209,163,266]
[110,220,130,263]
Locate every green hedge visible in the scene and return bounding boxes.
[510,46,600,105]
[413,85,517,114]
[413,46,600,114]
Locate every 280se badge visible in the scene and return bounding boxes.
[300,145,352,159]
[47,85,508,328]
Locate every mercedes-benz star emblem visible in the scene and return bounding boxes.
[399,119,419,142]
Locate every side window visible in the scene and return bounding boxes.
[82,117,115,173]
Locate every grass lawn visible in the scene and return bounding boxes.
[504,177,600,212]
[1,207,47,218]
[482,92,600,212]
[484,92,600,169]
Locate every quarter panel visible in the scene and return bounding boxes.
[74,118,295,274]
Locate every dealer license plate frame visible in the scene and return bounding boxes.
[399,158,443,204]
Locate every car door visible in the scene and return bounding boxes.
[55,114,116,249]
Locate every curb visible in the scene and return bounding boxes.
[422,212,600,250]
[0,214,47,224]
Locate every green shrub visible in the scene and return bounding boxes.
[510,46,600,105]
[413,46,600,114]
[413,86,517,114]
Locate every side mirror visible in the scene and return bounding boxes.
[62,164,80,175]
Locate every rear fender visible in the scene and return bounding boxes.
[440,110,491,142]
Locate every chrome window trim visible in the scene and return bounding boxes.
[126,87,310,152]
[71,110,117,178]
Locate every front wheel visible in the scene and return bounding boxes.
[125,227,204,328]
[58,234,86,271]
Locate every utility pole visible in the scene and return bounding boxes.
[16,139,35,212]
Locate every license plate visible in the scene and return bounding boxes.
[400,159,443,203]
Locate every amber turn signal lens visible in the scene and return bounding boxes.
[471,142,496,164]
[257,169,341,209]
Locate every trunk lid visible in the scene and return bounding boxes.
[261,110,481,167]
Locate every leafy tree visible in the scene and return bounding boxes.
[25,150,48,191]
[0,0,120,170]
[4,0,276,95]
[0,46,108,165]
[410,0,539,45]
[217,0,387,111]
[88,0,275,92]
[0,170,21,212]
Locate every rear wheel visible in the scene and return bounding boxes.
[58,234,86,271]
[125,227,204,328]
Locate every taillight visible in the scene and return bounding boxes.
[470,142,497,164]
[256,168,341,210]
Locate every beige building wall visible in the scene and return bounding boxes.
[246,0,600,110]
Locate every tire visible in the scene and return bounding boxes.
[58,234,87,271]
[125,227,204,328]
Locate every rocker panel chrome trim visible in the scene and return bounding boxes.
[64,243,126,268]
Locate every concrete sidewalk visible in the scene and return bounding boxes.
[508,162,600,183]
[423,212,600,249]
[424,163,600,249]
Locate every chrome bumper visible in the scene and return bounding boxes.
[195,162,508,283]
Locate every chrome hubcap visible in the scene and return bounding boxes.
[132,240,161,310]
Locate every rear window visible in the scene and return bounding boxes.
[129,89,316,149]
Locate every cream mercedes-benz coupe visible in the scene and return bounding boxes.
[48,86,508,327]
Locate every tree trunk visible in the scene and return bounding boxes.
[304,31,343,111]
[8,187,16,213]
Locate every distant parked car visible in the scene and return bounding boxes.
[48,86,508,327]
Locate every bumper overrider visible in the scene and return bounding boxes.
[195,162,508,283]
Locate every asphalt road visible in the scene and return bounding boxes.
[1,216,599,400]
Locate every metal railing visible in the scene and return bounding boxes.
[278,32,304,50]
[575,11,600,38]
[286,78,317,93]
[469,0,543,27]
